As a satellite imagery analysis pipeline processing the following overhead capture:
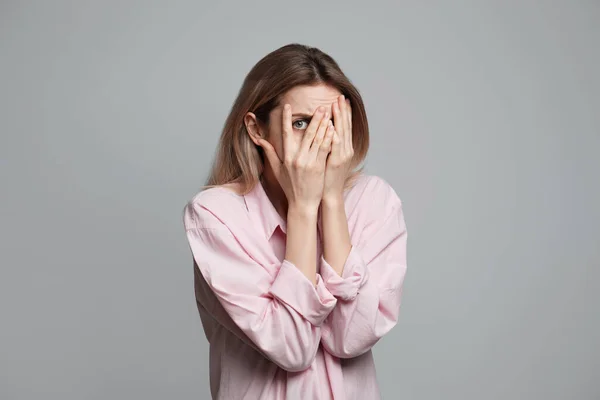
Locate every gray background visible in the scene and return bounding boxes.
[1,1,599,399]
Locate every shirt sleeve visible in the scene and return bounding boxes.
[184,202,337,372]
[319,189,408,359]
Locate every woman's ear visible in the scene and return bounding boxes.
[244,112,263,146]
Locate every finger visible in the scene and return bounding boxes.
[257,138,281,176]
[338,95,350,151]
[332,99,344,148]
[331,129,342,154]
[309,113,331,157]
[281,104,294,160]
[345,98,353,149]
[331,125,342,148]
[317,123,335,164]
[299,107,327,154]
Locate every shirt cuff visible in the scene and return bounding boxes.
[320,246,369,301]
[269,260,337,326]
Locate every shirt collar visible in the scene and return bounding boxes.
[244,179,287,240]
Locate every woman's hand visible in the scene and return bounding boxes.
[323,95,354,204]
[259,104,335,214]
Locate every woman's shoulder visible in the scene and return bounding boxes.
[189,183,245,208]
[346,172,403,214]
[348,172,401,201]
[183,183,247,231]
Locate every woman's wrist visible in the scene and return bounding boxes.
[322,192,344,209]
[288,202,320,220]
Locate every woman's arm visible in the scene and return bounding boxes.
[285,205,319,285]
[319,178,408,358]
[184,201,337,372]
[320,195,352,276]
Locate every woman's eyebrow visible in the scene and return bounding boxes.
[291,113,313,118]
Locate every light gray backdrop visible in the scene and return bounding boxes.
[1,1,599,399]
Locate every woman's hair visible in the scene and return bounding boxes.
[204,43,369,194]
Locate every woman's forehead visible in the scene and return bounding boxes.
[282,84,342,114]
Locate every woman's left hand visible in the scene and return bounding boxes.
[323,94,354,204]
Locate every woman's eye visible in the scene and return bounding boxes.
[292,119,308,130]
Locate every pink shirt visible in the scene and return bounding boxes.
[183,173,408,400]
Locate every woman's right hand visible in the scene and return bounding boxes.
[258,104,335,213]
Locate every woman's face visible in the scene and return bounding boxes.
[247,84,342,160]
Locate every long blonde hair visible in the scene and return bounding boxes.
[205,43,370,195]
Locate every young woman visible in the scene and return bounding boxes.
[183,43,408,400]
